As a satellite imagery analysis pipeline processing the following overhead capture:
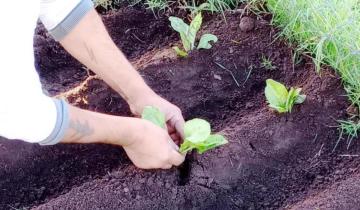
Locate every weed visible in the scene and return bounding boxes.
[93,0,120,10]
[261,55,276,70]
[334,120,360,151]
[145,0,170,16]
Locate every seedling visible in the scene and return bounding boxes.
[142,106,228,154]
[261,56,276,70]
[265,79,306,113]
[169,12,218,57]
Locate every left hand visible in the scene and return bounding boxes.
[129,92,185,145]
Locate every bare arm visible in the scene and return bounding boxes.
[59,9,153,109]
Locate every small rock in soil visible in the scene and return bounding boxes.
[147,177,154,186]
[123,187,129,193]
[229,47,234,54]
[214,74,222,80]
[157,181,164,187]
[134,184,141,191]
[245,102,254,109]
[165,182,171,189]
[239,17,255,32]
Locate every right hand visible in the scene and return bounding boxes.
[122,118,186,169]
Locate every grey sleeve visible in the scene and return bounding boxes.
[48,0,94,41]
[39,99,70,145]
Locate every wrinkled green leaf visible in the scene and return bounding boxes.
[184,118,211,143]
[169,16,189,34]
[197,134,228,154]
[189,12,203,50]
[197,34,218,50]
[173,46,188,57]
[169,16,191,51]
[265,79,288,111]
[296,95,306,104]
[141,106,166,129]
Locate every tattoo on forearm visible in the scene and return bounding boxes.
[69,119,94,140]
[84,42,97,63]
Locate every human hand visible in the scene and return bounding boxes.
[129,92,185,145]
[122,118,185,169]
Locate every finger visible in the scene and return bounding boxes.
[170,133,180,142]
[161,164,172,170]
[169,115,185,140]
[167,123,176,134]
[168,149,186,166]
[168,139,179,150]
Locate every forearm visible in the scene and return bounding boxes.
[59,9,154,104]
[61,104,135,146]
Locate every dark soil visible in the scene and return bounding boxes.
[1,5,360,210]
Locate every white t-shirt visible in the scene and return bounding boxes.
[0,0,93,144]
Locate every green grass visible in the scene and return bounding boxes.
[335,120,360,151]
[93,0,118,9]
[264,0,360,148]
[146,0,242,16]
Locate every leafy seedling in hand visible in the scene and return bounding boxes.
[141,107,228,154]
[169,12,218,57]
[265,79,306,113]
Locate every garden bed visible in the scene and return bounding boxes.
[1,5,360,210]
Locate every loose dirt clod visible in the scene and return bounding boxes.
[239,16,255,32]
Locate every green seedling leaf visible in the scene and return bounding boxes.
[197,34,218,50]
[169,16,189,34]
[184,118,211,143]
[173,46,188,57]
[196,134,228,154]
[180,119,228,154]
[295,88,306,104]
[141,106,166,129]
[178,140,194,154]
[265,79,288,112]
[180,32,192,52]
[169,16,191,51]
[189,12,203,50]
[286,87,297,112]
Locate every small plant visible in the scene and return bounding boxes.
[169,12,218,57]
[261,56,276,70]
[265,79,306,113]
[142,106,228,154]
